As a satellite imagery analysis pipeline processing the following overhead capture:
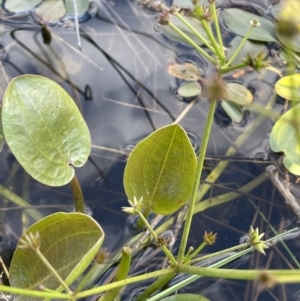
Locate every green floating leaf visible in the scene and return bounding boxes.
[227,36,268,65]
[161,294,210,301]
[124,124,197,215]
[279,50,300,68]
[160,15,208,46]
[36,0,66,22]
[178,82,202,97]
[173,0,194,9]
[9,212,105,301]
[223,82,253,105]
[221,101,243,123]
[65,0,89,15]
[275,74,300,101]
[269,104,300,175]
[222,8,276,42]
[2,75,91,187]
[168,62,202,81]
[5,0,43,12]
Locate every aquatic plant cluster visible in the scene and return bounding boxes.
[0,0,300,300]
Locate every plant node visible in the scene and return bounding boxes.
[19,232,41,252]
[203,231,217,245]
[157,237,167,247]
[249,226,269,255]
[94,248,110,264]
[158,12,170,25]
[257,270,277,289]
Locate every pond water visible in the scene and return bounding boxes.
[0,0,300,300]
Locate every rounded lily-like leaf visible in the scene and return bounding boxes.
[269,104,300,175]
[223,83,253,106]
[124,124,197,215]
[222,8,276,42]
[9,212,105,301]
[2,75,91,186]
[221,101,243,123]
[275,74,300,101]
[5,0,43,12]
[178,82,202,97]
[161,294,210,301]
[65,0,90,15]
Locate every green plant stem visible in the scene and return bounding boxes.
[197,10,224,61]
[70,173,85,213]
[99,247,132,301]
[36,249,72,294]
[76,268,175,299]
[0,285,70,300]
[190,243,249,264]
[0,184,43,221]
[225,26,254,67]
[136,273,176,301]
[178,99,217,262]
[177,263,300,282]
[168,21,215,63]
[185,241,207,262]
[173,12,216,53]
[211,2,224,59]
[137,211,177,266]
[220,62,248,73]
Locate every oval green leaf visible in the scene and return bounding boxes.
[269,104,300,175]
[275,74,300,101]
[36,0,66,22]
[123,124,197,215]
[161,294,210,301]
[222,8,276,42]
[178,82,202,97]
[5,0,43,12]
[221,100,243,123]
[223,82,253,105]
[2,75,91,186]
[9,212,105,301]
[227,36,268,65]
[65,0,89,15]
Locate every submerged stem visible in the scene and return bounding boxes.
[70,174,85,213]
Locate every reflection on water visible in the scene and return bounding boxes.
[0,0,299,300]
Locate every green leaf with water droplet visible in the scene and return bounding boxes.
[9,212,104,301]
[222,8,276,42]
[124,124,197,215]
[269,104,300,175]
[2,75,91,186]
[275,74,300,101]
